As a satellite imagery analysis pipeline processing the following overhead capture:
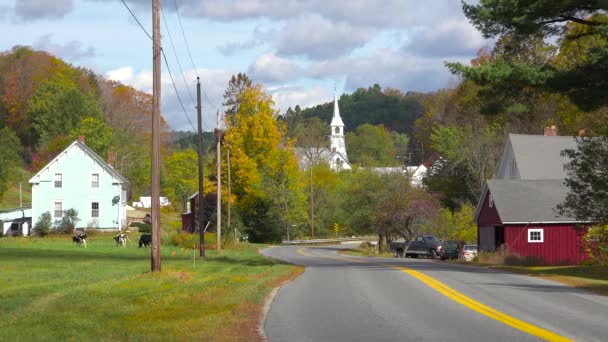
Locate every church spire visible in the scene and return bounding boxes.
[330,86,344,127]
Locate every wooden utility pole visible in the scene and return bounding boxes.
[215,111,222,253]
[227,148,233,243]
[310,163,315,239]
[196,77,205,257]
[151,0,161,272]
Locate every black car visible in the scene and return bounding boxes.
[440,240,466,260]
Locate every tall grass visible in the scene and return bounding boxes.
[0,235,301,341]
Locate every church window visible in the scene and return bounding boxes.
[335,127,339,134]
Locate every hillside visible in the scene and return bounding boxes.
[0,167,32,210]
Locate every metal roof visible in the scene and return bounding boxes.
[486,179,579,224]
[509,134,578,180]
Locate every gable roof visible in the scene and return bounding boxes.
[29,140,128,184]
[478,179,581,224]
[499,134,577,180]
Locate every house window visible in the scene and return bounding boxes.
[54,202,63,218]
[91,202,99,218]
[528,228,544,243]
[92,173,99,188]
[54,173,62,188]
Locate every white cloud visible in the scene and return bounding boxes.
[33,34,95,61]
[248,53,302,84]
[268,85,330,113]
[408,20,487,57]
[15,0,74,21]
[276,15,372,59]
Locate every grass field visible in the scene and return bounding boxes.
[0,235,302,341]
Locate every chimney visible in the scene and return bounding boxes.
[543,125,558,136]
[78,135,85,143]
[578,129,586,137]
[108,148,115,168]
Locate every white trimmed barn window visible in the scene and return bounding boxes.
[54,202,63,218]
[528,228,544,243]
[92,173,99,188]
[91,202,99,218]
[54,173,62,188]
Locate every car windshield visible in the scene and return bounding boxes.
[446,243,458,249]
[424,236,441,243]
[464,245,477,251]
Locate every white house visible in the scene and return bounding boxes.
[29,138,129,231]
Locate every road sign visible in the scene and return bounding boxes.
[334,223,339,235]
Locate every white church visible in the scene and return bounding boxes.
[296,89,352,171]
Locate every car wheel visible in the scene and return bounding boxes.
[429,249,437,258]
[440,256,445,261]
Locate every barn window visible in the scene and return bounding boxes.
[489,194,494,208]
[91,173,99,188]
[528,228,544,243]
[91,202,99,218]
[54,202,63,218]
[54,173,62,188]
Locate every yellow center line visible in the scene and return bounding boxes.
[295,247,571,342]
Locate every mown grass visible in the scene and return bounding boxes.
[0,235,302,341]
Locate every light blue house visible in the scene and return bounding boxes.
[29,139,129,231]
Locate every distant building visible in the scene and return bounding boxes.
[29,138,129,231]
[0,206,31,236]
[474,129,589,265]
[296,89,352,171]
[132,196,170,208]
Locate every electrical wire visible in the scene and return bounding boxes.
[120,0,152,40]
[160,4,196,106]
[173,0,199,79]
[161,49,197,131]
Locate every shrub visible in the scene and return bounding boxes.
[584,224,608,265]
[168,227,199,248]
[58,209,80,234]
[130,222,152,233]
[33,211,52,237]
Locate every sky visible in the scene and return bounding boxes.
[0,0,489,131]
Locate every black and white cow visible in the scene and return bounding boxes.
[114,233,129,247]
[139,234,152,248]
[72,233,87,247]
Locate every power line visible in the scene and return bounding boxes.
[161,49,196,131]
[173,0,199,79]
[120,0,152,40]
[160,4,196,106]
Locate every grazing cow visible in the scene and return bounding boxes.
[72,233,87,248]
[114,233,129,247]
[139,233,152,248]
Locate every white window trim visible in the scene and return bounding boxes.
[90,200,100,219]
[91,173,99,188]
[528,228,544,243]
[54,173,63,188]
[53,200,64,219]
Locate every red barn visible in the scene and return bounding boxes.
[474,132,589,265]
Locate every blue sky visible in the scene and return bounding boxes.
[0,0,489,131]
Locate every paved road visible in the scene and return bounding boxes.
[262,244,608,342]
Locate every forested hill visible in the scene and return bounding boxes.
[0,46,168,200]
[299,84,425,135]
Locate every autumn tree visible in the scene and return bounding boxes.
[0,127,22,199]
[223,84,306,242]
[164,149,202,212]
[223,73,252,116]
[71,117,113,158]
[346,124,401,167]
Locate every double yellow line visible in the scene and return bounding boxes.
[297,247,571,342]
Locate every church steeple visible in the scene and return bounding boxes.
[329,87,348,169]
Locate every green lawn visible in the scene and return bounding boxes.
[0,235,301,341]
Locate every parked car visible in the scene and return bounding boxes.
[459,245,478,262]
[389,234,443,258]
[439,240,466,260]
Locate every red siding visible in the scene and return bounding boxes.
[477,191,502,225]
[182,213,194,232]
[504,224,588,265]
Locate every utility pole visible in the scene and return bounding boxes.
[151,0,161,272]
[196,77,205,257]
[215,110,222,254]
[310,163,315,239]
[19,182,22,207]
[227,148,234,243]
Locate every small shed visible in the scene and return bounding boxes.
[476,180,587,265]
[0,206,32,236]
